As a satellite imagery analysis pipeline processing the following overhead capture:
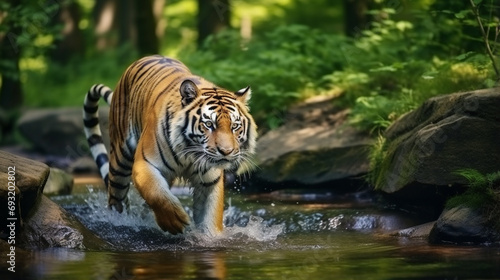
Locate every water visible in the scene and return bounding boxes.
[4,184,500,279]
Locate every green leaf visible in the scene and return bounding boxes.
[454,10,470,19]
[454,51,475,61]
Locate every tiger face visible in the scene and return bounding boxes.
[175,79,256,172]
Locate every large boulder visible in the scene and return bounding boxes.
[251,96,372,191]
[373,88,500,202]
[0,150,50,236]
[17,107,110,157]
[0,151,110,250]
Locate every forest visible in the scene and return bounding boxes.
[0,0,499,136]
[2,2,500,276]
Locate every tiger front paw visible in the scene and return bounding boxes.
[153,203,190,235]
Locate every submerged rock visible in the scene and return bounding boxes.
[373,88,500,203]
[20,196,111,250]
[252,96,372,191]
[429,206,500,245]
[392,222,436,239]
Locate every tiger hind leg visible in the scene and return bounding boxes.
[106,132,136,212]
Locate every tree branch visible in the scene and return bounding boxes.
[469,0,500,81]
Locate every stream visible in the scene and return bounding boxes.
[5,181,500,280]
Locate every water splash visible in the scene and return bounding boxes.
[57,186,284,251]
[52,185,417,251]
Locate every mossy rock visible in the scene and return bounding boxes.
[372,88,500,198]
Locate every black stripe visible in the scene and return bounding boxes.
[116,158,132,171]
[104,174,109,187]
[121,145,134,162]
[87,134,104,146]
[103,89,112,100]
[161,115,180,166]
[152,71,183,106]
[143,147,164,176]
[133,59,159,85]
[87,90,100,102]
[156,137,175,172]
[201,176,221,188]
[109,194,127,201]
[109,165,131,177]
[84,117,99,128]
[84,104,98,113]
[109,179,129,190]
[95,153,109,168]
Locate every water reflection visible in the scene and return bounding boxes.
[108,251,228,280]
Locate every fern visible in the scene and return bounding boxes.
[446,169,500,209]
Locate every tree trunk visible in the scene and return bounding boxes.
[343,0,372,37]
[0,0,23,110]
[93,0,118,50]
[50,1,85,64]
[117,0,135,46]
[134,0,159,55]
[197,0,231,47]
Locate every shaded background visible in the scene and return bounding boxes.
[0,0,498,141]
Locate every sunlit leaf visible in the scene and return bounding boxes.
[454,10,470,19]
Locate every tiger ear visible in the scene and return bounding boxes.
[180,79,199,106]
[235,86,251,104]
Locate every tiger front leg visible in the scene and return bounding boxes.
[132,144,190,234]
[192,169,225,236]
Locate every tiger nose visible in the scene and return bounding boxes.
[217,146,234,156]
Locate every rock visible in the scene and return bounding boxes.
[0,239,31,273]
[374,88,500,200]
[252,96,372,190]
[0,151,110,250]
[43,168,74,195]
[17,107,110,157]
[391,221,436,239]
[68,156,99,174]
[0,150,50,238]
[429,206,499,244]
[19,195,112,250]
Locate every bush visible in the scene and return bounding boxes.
[179,25,350,127]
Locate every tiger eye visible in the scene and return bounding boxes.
[232,123,239,129]
[205,121,213,128]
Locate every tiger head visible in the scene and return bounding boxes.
[174,79,257,173]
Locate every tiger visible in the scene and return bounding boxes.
[83,55,257,236]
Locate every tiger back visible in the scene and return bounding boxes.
[83,55,257,236]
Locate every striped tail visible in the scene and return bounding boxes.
[83,84,113,187]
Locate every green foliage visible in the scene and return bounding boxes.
[23,46,137,107]
[366,135,387,188]
[0,1,61,56]
[179,25,350,127]
[446,169,500,209]
[326,7,497,134]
